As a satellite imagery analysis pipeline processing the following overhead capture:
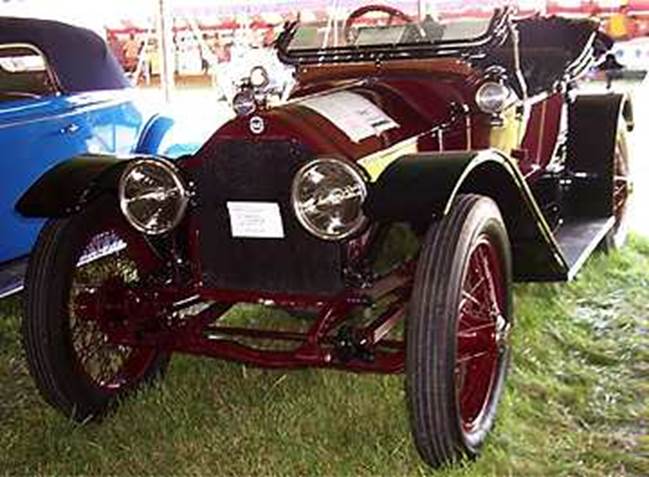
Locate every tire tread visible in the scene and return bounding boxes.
[406,194,511,468]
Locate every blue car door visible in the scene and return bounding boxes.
[0,95,97,262]
[70,90,144,156]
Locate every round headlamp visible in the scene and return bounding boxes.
[118,159,189,235]
[291,158,368,241]
[476,81,510,114]
[250,65,270,89]
[232,88,257,117]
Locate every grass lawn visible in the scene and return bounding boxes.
[0,237,648,476]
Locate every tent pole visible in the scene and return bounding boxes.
[157,0,174,102]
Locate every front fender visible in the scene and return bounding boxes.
[15,154,134,218]
[364,150,569,281]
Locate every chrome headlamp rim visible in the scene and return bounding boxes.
[475,81,510,115]
[118,158,189,236]
[232,87,257,117]
[250,65,270,89]
[291,157,369,241]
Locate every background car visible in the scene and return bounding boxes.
[611,36,649,80]
[0,17,211,298]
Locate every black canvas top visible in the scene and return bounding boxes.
[0,17,129,92]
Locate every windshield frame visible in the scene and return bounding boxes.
[276,8,511,66]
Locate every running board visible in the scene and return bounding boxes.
[0,257,26,299]
[555,216,614,280]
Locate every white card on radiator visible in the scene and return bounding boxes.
[226,202,285,239]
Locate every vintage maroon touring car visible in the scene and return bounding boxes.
[16,5,632,469]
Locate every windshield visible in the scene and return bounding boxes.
[283,1,510,54]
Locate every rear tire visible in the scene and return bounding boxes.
[22,197,169,422]
[602,121,632,251]
[406,194,513,468]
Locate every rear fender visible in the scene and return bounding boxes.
[16,154,136,218]
[364,150,568,281]
[566,93,631,218]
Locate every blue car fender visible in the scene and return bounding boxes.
[135,109,219,158]
[134,113,175,155]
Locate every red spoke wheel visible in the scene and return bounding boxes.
[406,194,512,468]
[22,196,170,422]
[602,120,632,250]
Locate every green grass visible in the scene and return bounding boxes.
[0,237,648,476]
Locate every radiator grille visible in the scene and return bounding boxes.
[193,140,343,295]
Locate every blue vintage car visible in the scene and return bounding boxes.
[0,17,207,297]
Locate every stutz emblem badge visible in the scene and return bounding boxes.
[249,115,265,135]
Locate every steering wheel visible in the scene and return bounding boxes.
[343,4,414,44]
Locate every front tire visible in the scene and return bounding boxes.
[22,197,170,422]
[406,194,513,468]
